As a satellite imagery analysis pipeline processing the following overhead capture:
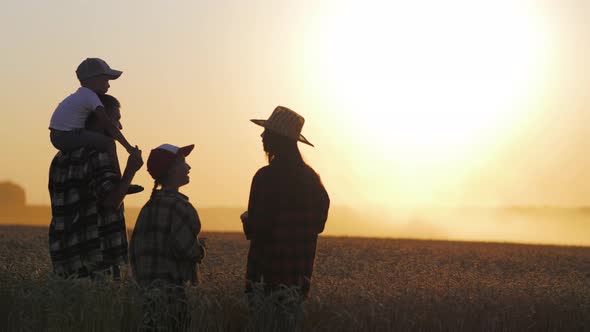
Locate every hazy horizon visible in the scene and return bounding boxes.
[2,195,590,246]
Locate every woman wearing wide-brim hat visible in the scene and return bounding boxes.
[241,106,330,325]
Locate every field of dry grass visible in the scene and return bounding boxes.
[1,225,589,331]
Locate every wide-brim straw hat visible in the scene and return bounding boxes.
[250,106,314,147]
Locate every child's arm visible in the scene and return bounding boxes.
[94,106,136,153]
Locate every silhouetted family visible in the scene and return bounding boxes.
[47,58,330,330]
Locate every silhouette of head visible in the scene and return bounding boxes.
[85,94,121,134]
[80,75,112,95]
[153,155,191,190]
[77,58,122,94]
[99,94,122,129]
[147,144,194,191]
[262,129,304,165]
[250,106,313,165]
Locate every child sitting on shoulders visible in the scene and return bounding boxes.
[48,57,142,194]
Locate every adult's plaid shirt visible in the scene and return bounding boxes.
[130,190,205,286]
[48,148,128,277]
[243,160,330,298]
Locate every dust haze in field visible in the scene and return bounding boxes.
[330,205,590,246]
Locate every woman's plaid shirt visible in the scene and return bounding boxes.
[243,161,330,297]
[48,148,128,277]
[130,190,205,286]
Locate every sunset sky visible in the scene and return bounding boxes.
[1,0,589,210]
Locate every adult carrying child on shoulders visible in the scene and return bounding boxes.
[48,57,143,194]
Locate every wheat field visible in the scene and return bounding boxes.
[1,225,589,331]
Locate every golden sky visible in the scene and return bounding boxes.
[1,0,589,210]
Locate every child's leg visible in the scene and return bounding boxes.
[50,129,121,176]
[50,130,84,151]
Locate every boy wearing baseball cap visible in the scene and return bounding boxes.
[48,57,142,193]
[130,143,206,287]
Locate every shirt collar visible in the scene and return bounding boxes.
[152,189,189,201]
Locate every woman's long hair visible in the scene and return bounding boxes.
[151,179,161,197]
[263,129,305,168]
[262,129,325,192]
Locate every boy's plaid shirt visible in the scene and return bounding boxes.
[130,190,205,286]
[48,148,128,277]
[243,161,330,297]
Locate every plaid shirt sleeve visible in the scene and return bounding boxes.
[86,150,119,202]
[304,173,330,235]
[170,203,204,263]
[243,167,277,240]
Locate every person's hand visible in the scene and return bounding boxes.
[197,237,207,263]
[126,145,139,155]
[126,146,143,173]
[199,237,207,249]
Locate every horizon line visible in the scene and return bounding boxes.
[7,203,590,210]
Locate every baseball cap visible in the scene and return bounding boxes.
[147,144,195,180]
[76,58,123,81]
